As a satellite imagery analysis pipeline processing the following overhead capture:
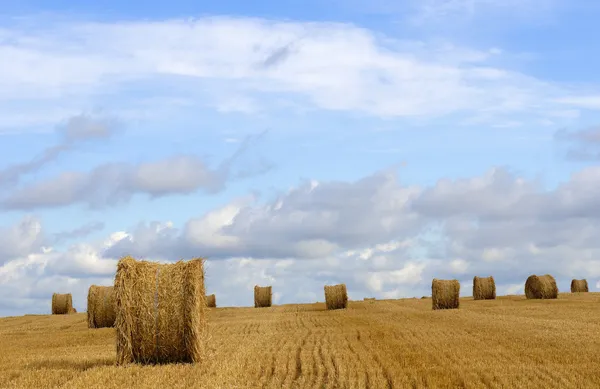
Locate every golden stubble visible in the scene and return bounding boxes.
[2,293,600,388]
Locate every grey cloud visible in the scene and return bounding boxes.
[59,114,121,142]
[52,221,105,244]
[104,168,424,260]
[261,43,295,69]
[1,131,271,210]
[0,216,45,264]
[0,114,119,189]
[555,126,600,161]
[8,162,600,315]
[103,164,600,296]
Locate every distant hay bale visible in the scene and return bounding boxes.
[473,276,496,300]
[87,285,116,328]
[432,279,460,310]
[254,285,272,308]
[421,296,429,299]
[324,284,348,310]
[571,279,589,293]
[69,307,77,314]
[525,274,558,299]
[206,294,216,308]
[114,256,207,365]
[51,293,73,315]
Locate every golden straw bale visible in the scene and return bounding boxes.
[87,285,116,328]
[51,293,73,315]
[324,284,348,310]
[432,279,460,310]
[69,307,77,314]
[254,286,272,308]
[525,274,558,299]
[206,294,216,308]
[473,276,496,300]
[114,256,208,365]
[571,279,589,293]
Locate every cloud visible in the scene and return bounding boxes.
[105,164,600,291]
[555,126,600,161]
[0,130,272,210]
[0,114,119,189]
[555,96,600,110]
[0,15,593,130]
[409,0,559,25]
[0,215,45,265]
[52,221,105,244]
[104,169,424,260]
[5,162,600,315]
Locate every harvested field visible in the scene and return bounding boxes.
[2,293,600,388]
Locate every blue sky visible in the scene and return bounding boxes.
[1,0,600,316]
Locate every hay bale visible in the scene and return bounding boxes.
[69,307,77,314]
[114,256,207,365]
[571,279,589,293]
[254,285,272,308]
[432,279,460,310]
[51,293,73,315]
[206,294,216,308]
[525,274,558,299]
[87,285,116,328]
[473,276,496,300]
[324,284,348,310]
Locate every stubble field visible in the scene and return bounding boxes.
[1,293,600,388]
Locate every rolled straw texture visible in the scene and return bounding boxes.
[52,293,73,315]
[432,279,460,310]
[87,285,116,328]
[114,256,207,365]
[571,279,589,293]
[324,284,348,310]
[525,274,558,299]
[254,286,272,308]
[473,276,496,300]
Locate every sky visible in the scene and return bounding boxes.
[1,0,600,316]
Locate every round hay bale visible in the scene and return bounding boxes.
[473,276,496,300]
[432,279,460,310]
[87,285,116,328]
[51,293,73,315]
[324,284,348,310]
[254,285,272,308]
[206,294,216,308]
[114,256,207,365]
[525,274,558,299]
[69,307,77,314]
[571,279,589,293]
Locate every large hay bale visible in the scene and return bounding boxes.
[525,274,558,299]
[114,256,207,365]
[473,276,496,300]
[51,293,73,315]
[432,279,460,310]
[87,285,116,328]
[324,284,348,310]
[571,279,589,293]
[206,294,216,308]
[254,285,272,308]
